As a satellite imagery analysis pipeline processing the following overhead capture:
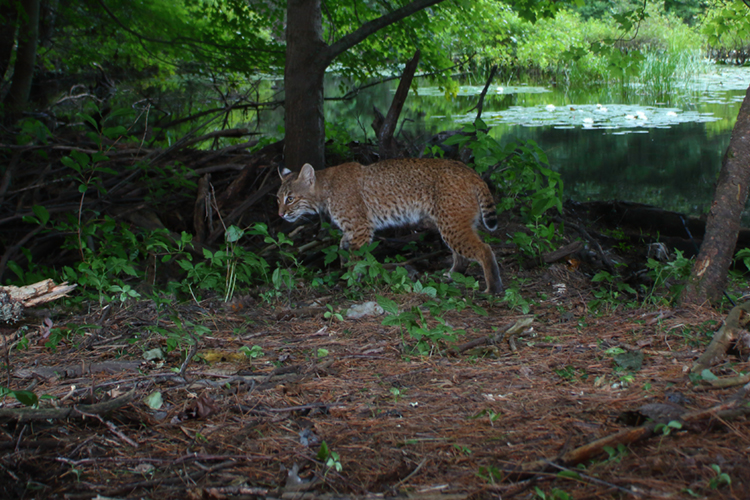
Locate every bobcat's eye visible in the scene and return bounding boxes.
[286,196,295,204]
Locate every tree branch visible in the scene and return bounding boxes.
[96,0,283,55]
[323,0,447,64]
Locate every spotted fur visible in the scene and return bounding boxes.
[277,158,502,294]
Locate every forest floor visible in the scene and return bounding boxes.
[1,131,749,498]
[1,261,749,500]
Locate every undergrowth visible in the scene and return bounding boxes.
[5,110,727,355]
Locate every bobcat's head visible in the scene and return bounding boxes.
[277,163,318,222]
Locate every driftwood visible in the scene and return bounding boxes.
[691,301,750,374]
[0,279,76,323]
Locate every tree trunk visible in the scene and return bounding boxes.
[3,0,40,120]
[0,0,19,81]
[284,0,327,171]
[378,49,420,159]
[283,0,447,171]
[681,85,750,305]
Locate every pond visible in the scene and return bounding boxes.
[317,66,750,222]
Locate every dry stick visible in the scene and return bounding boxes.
[173,127,256,151]
[544,462,642,497]
[155,100,283,132]
[185,138,265,170]
[449,317,534,355]
[76,408,139,448]
[509,398,746,479]
[143,108,226,164]
[0,389,135,422]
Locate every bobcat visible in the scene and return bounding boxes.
[277,158,503,294]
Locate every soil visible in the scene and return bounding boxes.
[1,263,749,500]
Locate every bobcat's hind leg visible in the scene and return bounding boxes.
[478,243,503,294]
[440,228,503,295]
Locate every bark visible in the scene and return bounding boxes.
[283,0,447,170]
[284,0,327,171]
[681,85,750,305]
[3,0,40,119]
[378,49,420,159]
[0,0,19,80]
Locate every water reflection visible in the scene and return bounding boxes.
[320,66,750,219]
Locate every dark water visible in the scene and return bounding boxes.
[314,66,750,220]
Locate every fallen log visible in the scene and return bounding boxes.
[0,389,135,422]
[0,279,77,323]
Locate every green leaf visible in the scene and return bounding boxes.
[700,369,718,382]
[144,391,163,410]
[376,295,399,315]
[32,205,50,226]
[11,390,39,406]
[557,470,581,480]
[226,225,244,243]
[77,113,99,131]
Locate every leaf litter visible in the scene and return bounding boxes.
[1,269,749,499]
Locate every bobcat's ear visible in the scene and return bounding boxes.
[278,166,293,180]
[298,163,316,186]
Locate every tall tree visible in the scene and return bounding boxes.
[0,0,19,80]
[283,0,448,171]
[3,0,40,119]
[679,0,750,305]
[681,87,750,305]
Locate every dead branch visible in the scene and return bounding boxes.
[0,389,135,422]
[507,398,747,480]
[692,301,750,373]
[377,49,421,159]
[470,64,498,122]
[0,279,77,323]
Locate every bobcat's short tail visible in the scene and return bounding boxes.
[477,185,498,231]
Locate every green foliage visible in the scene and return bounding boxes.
[0,386,40,407]
[377,282,485,355]
[444,119,563,259]
[177,225,271,301]
[702,0,750,53]
[324,305,344,324]
[589,270,637,313]
[476,464,504,484]
[317,441,343,474]
[240,345,264,359]
[502,284,531,314]
[654,419,683,436]
[534,486,573,500]
[644,249,693,305]
[707,464,732,489]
